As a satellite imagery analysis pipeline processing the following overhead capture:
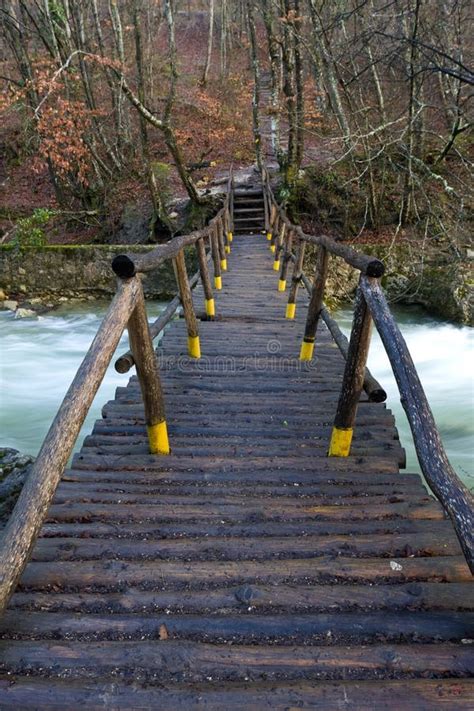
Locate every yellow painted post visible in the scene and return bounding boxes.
[286,239,306,319]
[328,427,353,457]
[173,249,201,359]
[127,281,170,455]
[196,237,215,320]
[299,339,315,361]
[147,421,170,455]
[273,222,285,271]
[277,228,293,292]
[328,281,373,457]
[205,298,215,317]
[299,246,329,361]
[188,334,201,359]
[210,225,222,290]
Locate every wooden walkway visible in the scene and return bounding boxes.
[0,232,473,708]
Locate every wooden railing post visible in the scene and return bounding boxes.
[227,181,234,247]
[263,173,270,238]
[286,238,306,319]
[210,224,222,290]
[267,203,277,243]
[173,248,201,358]
[300,245,329,360]
[217,217,227,272]
[270,214,279,254]
[278,228,293,291]
[328,278,373,457]
[273,221,285,271]
[128,281,170,455]
[223,210,231,254]
[196,236,215,318]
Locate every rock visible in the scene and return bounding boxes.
[14,308,37,319]
[0,288,6,301]
[113,202,153,244]
[0,448,35,526]
[2,300,18,311]
[19,284,27,293]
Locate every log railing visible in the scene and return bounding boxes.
[0,168,235,615]
[262,165,473,574]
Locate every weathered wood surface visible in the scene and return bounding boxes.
[1,232,472,708]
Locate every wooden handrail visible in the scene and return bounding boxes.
[261,167,384,277]
[297,268,386,402]
[114,248,215,374]
[360,276,474,573]
[263,162,472,573]
[112,176,234,278]
[0,277,141,614]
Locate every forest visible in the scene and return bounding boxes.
[1,0,472,254]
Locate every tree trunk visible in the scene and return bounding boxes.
[201,0,215,86]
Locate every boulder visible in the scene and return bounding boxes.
[0,448,35,526]
[2,300,18,311]
[14,308,37,319]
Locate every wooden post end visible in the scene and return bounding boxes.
[328,426,353,457]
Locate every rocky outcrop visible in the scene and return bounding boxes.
[305,243,473,325]
[0,448,34,527]
[0,244,197,302]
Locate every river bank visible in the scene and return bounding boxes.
[1,239,472,325]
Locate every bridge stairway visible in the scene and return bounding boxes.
[233,183,266,235]
[0,234,473,708]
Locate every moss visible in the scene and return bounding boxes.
[179,195,222,234]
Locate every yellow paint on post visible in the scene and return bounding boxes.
[299,340,314,361]
[214,276,222,290]
[286,302,296,319]
[205,298,215,317]
[273,260,280,271]
[278,279,286,292]
[188,335,201,358]
[221,258,227,271]
[266,232,272,241]
[225,245,231,254]
[227,231,233,243]
[270,244,276,253]
[147,420,170,455]
[328,426,353,457]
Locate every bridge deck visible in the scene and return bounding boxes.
[1,234,473,708]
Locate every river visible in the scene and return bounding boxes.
[0,301,472,490]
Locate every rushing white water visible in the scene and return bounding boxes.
[336,304,473,490]
[0,301,167,458]
[0,301,472,489]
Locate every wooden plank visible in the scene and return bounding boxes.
[18,556,471,590]
[0,679,472,710]
[45,500,444,524]
[10,581,474,614]
[30,530,462,562]
[0,640,472,680]
[38,518,455,541]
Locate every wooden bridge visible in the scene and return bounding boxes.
[0,169,473,708]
